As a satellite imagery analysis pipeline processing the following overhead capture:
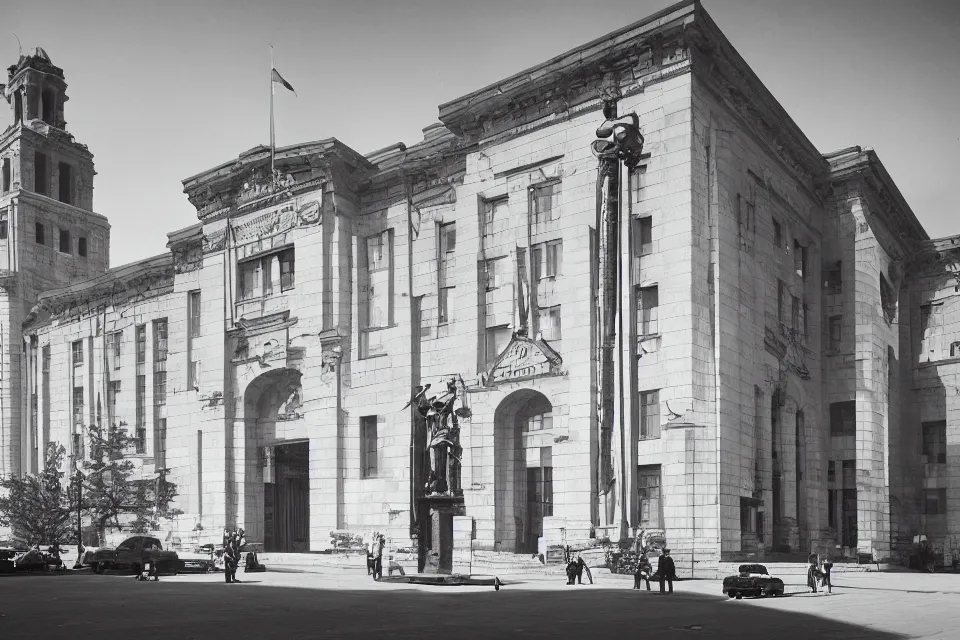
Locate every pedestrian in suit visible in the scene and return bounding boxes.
[634,553,652,590]
[657,549,676,594]
[223,529,243,584]
[372,534,385,581]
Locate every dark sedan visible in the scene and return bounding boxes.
[722,564,784,599]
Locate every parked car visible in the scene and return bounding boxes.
[177,545,218,573]
[0,548,17,573]
[722,564,784,599]
[91,536,179,576]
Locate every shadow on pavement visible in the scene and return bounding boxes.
[0,574,909,640]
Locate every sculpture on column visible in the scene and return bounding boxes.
[404,377,465,496]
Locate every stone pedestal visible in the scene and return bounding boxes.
[452,516,474,574]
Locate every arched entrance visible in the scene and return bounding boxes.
[494,389,554,554]
[243,368,309,552]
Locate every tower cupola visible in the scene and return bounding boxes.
[2,47,68,130]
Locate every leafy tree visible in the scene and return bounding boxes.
[0,443,76,546]
[81,425,183,543]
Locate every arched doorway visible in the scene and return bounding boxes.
[494,389,554,554]
[243,368,309,552]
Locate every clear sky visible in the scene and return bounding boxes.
[5,0,958,267]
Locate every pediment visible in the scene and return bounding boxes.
[484,334,562,387]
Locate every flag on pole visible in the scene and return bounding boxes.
[271,68,297,96]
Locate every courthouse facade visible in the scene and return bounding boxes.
[2,1,959,572]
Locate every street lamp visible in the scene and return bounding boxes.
[73,459,84,569]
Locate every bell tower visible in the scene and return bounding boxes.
[0,48,110,481]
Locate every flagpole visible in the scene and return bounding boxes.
[269,44,275,178]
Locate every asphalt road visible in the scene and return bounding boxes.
[0,571,930,639]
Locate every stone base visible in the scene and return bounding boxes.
[380,573,502,589]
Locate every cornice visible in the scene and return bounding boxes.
[25,253,175,329]
[825,149,929,259]
[684,9,827,187]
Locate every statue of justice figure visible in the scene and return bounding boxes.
[404,377,465,496]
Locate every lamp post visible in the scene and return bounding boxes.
[73,459,84,569]
[591,94,644,541]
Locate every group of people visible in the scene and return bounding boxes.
[222,528,246,584]
[807,555,834,594]
[633,548,678,594]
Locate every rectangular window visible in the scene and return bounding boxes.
[794,240,806,278]
[438,287,453,324]
[532,182,561,224]
[524,411,554,433]
[772,219,782,248]
[538,305,561,342]
[360,416,378,478]
[777,279,785,324]
[544,241,561,278]
[830,401,856,437]
[279,247,295,291]
[107,331,121,370]
[72,386,84,428]
[924,488,947,515]
[2,157,10,191]
[0,221,6,240]
[154,371,167,407]
[485,325,511,366]
[108,381,121,428]
[484,258,503,290]
[188,291,201,388]
[922,420,947,464]
[35,222,45,245]
[637,286,659,336]
[531,246,542,282]
[135,374,146,452]
[828,460,836,483]
[78,237,87,257]
[482,198,508,235]
[153,319,168,362]
[636,216,653,256]
[791,296,800,333]
[639,390,660,440]
[238,248,295,300]
[136,324,146,364]
[828,489,838,528]
[188,291,201,338]
[59,228,71,253]
[829,316,842,350]
[58,162,72,205]
[156,418,167,469]
[740,498,757,534]
[440,222,456,255]
[438,223,456,325]
[824,261,842,294]
[34,151,47,195]
[637,465,662,528]
[71,340,83,366]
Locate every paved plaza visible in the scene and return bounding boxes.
[1,569,956,639]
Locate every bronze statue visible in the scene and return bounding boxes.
[405,377,465,495]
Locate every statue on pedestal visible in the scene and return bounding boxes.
[405,377,465,496]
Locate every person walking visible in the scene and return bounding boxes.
[820,556,833,594]
[223,529,242,584]
[634,553,652,591]
[657,549,676,594]
[372,534,385,581]
[806,554,820,593]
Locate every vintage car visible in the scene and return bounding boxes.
[722,564,785,599]
[176,545,219,573]
[91,535,180,576]
[0,548,17,573]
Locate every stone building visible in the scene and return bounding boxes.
[2,1,958,572]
